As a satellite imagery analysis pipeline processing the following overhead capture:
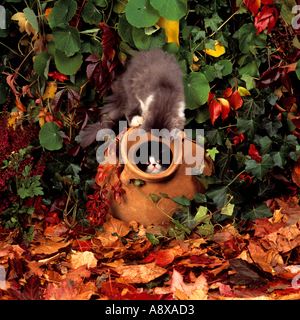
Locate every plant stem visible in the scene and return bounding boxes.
[227,169,246,187]
[0,42,23,57]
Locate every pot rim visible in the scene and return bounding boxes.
[121,127,183,182]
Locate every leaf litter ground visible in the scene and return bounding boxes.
[1,195,300,300]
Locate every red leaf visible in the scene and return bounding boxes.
[245,0,261,15]
[217,98,231,121]
[254,5,278,35]
[144,250,175,267]
[281,70,292,94]
[51,89,66,113]
[229,91,243,110]
[209,99,221,125]
[282,97,296,109]
[248,144,262,163]
[257,67,280,90]
[223,87,233,98]
[8,275,41,300]
[207,91,215,104]
[99,22,117,60]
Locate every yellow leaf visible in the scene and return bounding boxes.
[12,12,37,36]
[43,81,57,100]
[203,40,225,57]
[238,86,251,96]
[156,16,180,48]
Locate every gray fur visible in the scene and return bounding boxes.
[80,49,186,148]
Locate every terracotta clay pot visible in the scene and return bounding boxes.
[100,127,214,226]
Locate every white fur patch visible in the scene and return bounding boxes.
[130,115,143,127]
[137,94,154,112]
[178,101,185,118]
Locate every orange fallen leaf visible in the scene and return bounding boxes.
[30,238,71,255]
[114,262,167,284]
[170,269,208,300]
[70,251,98,269]
[103,214,132,237]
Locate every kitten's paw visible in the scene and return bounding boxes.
[130,116,143,127]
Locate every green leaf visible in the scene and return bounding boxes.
[54,49,83,75]
[237,117,260,140]
[52,24,81,54]
[193,193,207,203]
[240,75,255,92]
[146,233,160,245]
[150,0,186,21]
[204,12,223,32]
[238,23,267,55]
[204,125,226,145]
[149,193,159,202]
[49,0,77,29]
[194,105,211,124]
[194,206,209,222]
[206,147,219,161]
[238,56,261,78]
[113,0,129,13]
[241,203,272,221]
[201,65,216,82]
[261,116,282,137]
[245,154,275,180]
[271,146,290,169]
[296,59,300,80]
[216,60,232,76]
[239,97,264,119]
[171,195,191,206]
[206,185,244,209]
[23,8,39,33]
[125,0,159,28]
[118,14,135,47]
[221,203,235,216]
[132,27,166,50]
[259,136,273,154]
[182,72,210,110]
[197,223,214,238]
[39,122,63,151]
[82,2,102,24]
[33,52,51,80]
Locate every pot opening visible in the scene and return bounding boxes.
[134,141,173,175]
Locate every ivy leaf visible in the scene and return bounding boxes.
[149,193,159,202]
[182,72,210,110]
[171,195,191,206]
[48,0,77,28]
[259,136,273,154]
[204,125,226,146]
[125,0,159,28]
[205,185,244,209]
[245,154,274,180]
[237,117,259,140]
[216,60,232,76]
[238,23,267,55]
[261,116,282,137]
[270,146,290,169]
[193,193,207,203]
[239,96,264,119]
[241,203,272,221]
[204,12,223,32]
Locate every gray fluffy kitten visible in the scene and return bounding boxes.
[80,49,186,148]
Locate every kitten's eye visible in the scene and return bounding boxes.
[157,159,161,163]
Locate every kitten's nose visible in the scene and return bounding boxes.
[153,164,156,167]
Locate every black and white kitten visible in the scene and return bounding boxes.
[80,49,185,148]
[135,141,172,174]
